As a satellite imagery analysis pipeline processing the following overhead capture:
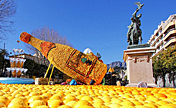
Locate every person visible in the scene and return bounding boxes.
[70,79,77,85]
[137,82,147,88]
[116,81,121,86]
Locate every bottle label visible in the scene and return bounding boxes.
[40,42,56,58]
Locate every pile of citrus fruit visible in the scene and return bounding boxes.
[0,84,175,108]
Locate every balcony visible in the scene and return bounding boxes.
[163,21,175,33]
[163,29,176,41]
[152,46,164,57]
[155,40,163,48]
[164,36,176,48]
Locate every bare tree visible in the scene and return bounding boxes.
[0,0,17,40]
[25,26,72,65]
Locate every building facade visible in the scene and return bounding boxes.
[9,53,49,66]
[148,14,176,56]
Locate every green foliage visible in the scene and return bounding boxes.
[24,58,63,78]
[0,49,9,74]
[152,44,176,87]
[123,75,127,81]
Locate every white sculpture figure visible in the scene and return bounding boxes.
[83,48,93,54]
[137,82,147,88]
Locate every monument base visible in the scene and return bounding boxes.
[123,46,157,87]
[127,44,150,49]
[126,83,157,87]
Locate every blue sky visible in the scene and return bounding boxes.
[1,0,176,64]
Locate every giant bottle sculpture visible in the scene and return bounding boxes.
[20,32,107,85]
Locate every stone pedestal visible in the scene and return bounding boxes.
[123,46,157,87]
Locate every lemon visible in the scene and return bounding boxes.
[158,104,176,108]
[63,96,78,104]
[0,102,6,107]
[144,103,158,108]
[57,105,72,108]
[80,95,94,101]
[65,101,77,107]
[74,100,93,108]
[36,105,49,108]
[135,105,149,108]
[108,103,122,108]
[8,98,28,107]
[92,102,104,108]
[28,96,43,103]
[48,100,63,108]
[29,100,46,108]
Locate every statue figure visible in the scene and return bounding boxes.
[127,2,144,45]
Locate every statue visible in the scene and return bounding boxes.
[127,2,144,45]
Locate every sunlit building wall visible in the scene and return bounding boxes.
[148,14,176,56]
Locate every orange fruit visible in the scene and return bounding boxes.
[2,87,10,92]
[63,96,78,104]
[131,100,143,105]
[15,94,25,98]
[7,104,26,108]
[158,104,176,108]
[75,91,81,95]
[101,96,111,103]
[146,96,160,102]
[120,100,135,106]
[145,100,155,104]
[80,95,93,102]
[104,102,111,106]
[57,105,72,108]
[48,99,63,108]
[135,105,149,108]
[0,91,5,96]
[121,94,132,99]
[167,95,176,99]
[111,98,123,104]
[65,101,77,107]
[8,98,28,108]
[0,102,6,107]
[36,105,49,108]
[23,91,30,96]
[119,105,135,108]
[93,98,104,103]
[163,98,175,103]
[0,96,10,106]
[42,93,53,98]
[154,93,167,98]
[92,102,104,107]
[2,83,176,108]
[49,95,62,101]
[74,100,93,108]
[132,91,141,95]
[102,93,109,97]
[101,106,111,108]
[29,92,40,96]
[144,103,158,108]
[41,95,49,103]
[108,103,122,108]
[28,96,43,103]
[76,94,85,99]
[156,101,170,106]
[167,89,176,94]
[29,100,46,108]
[75,105,94,108]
